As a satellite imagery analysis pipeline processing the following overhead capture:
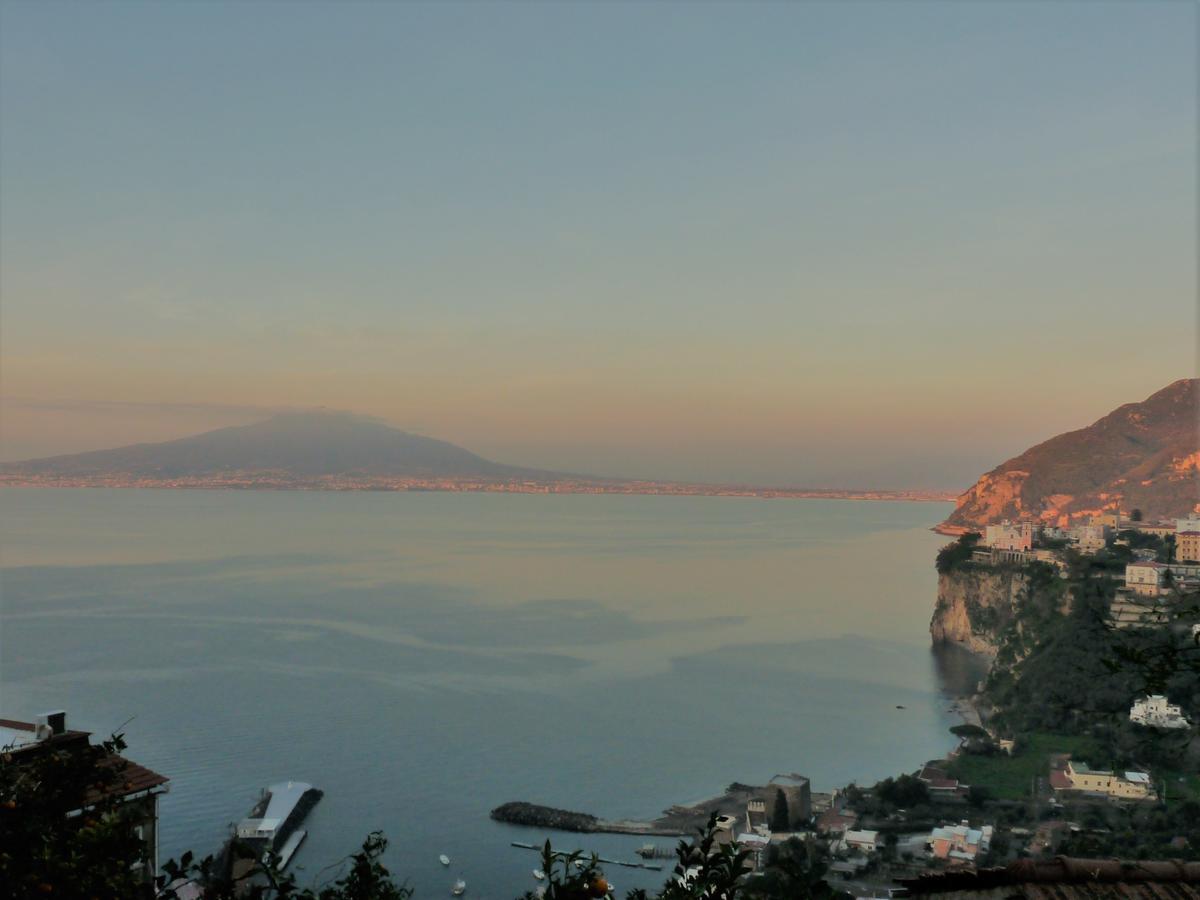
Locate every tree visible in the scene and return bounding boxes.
[161,831,413,900]
[966,785,992,808]
[0,732,152,899]
[873,774,929,810]
[1131,508,1144,523]
[741,837,842,900]
[770,789,790,833]
[949,724,989,740]
[936,533,982,574]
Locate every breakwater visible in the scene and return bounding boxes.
[490,802,600,832]
[490,802,687,836]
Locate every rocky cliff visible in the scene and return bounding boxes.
[938,378,1199,533]
[930,567,1029,656]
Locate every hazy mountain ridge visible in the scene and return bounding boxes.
[0,411,555,480]
[938,378,1199,533]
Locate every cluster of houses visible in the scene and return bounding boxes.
[724,510,1200,888]
[982,514,1200,563]
[1110,521,1200,631]
[702,774,1006,884]
[979,514,1200,632]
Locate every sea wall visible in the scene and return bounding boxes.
[930,566,1028,657]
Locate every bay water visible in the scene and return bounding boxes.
[1,488,977,897]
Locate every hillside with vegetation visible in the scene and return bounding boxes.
[922,531,1200,857]
[939,378,1199,533]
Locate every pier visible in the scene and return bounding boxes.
[510,842,664,872]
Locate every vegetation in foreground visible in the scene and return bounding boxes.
[0,729,845,900]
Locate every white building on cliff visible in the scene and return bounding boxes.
[1130,695,1190,730]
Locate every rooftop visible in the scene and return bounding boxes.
[901,856,1200,897]
[2,713,168,804]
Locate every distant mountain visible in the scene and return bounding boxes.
[0,411,556,481]
[939,378,1199,533]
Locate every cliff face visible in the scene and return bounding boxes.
[930,567,1028,656]
[939,378,1199,533]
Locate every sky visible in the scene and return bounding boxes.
[0,1,1195,489]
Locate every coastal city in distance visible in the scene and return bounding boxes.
[0,470,956,502]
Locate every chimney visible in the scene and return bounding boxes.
[35,710,67,740]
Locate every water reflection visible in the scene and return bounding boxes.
[2,489,963,897]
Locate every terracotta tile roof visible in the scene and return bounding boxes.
[1048,767,1074,791]
[87,755,170,803]
[918,765,961,790]
[2,718,167,803]
[815,810,858,834]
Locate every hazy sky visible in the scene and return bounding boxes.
[1,1,1194,489]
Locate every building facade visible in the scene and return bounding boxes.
[1074,523,1111,554]
[1130,695,1190,730]
[1061,760,1152,800]
[1125,561,1165,597]
[985,520,1033,552]
[1177,531,1200,564]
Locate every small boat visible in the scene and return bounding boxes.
[439,855,451,867]
[533,870,545,881]
[452,879,467,896]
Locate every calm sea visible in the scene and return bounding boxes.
[1,488,979,898]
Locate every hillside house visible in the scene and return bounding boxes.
[1073,523,1111,554]
[1130,695,1190,730]
[0,711,169,895]
[1178,532,1200,564]
[1126,561,1166,597]
[917,765,967,796]
[1052,759,1153,801]
[843,829,879,854]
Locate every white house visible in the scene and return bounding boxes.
[1130,695,1190,730]
[1125,561,1166,597]
[843,829,879,853]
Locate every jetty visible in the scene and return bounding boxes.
[491,779,806,838]
[217,781,323,888]
[491,801,685,836]
[635,843,675,860]
[510,842,664,872]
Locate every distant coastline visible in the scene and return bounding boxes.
[0,474,957,503]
